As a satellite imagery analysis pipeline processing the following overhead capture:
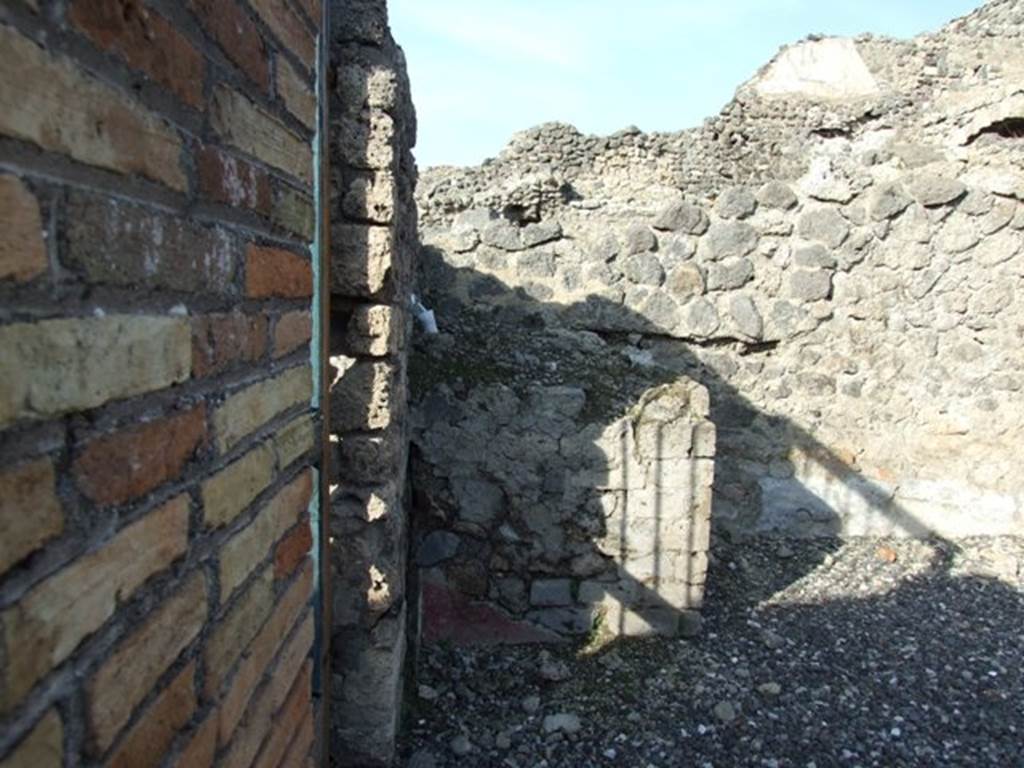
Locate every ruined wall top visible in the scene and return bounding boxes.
[418,0,1024,225]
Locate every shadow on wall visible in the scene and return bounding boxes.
[405,246,964,645]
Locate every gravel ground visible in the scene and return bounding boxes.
[398,537,1024,768]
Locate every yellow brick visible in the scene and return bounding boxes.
[213,366,312,453]
[218,563,312,744]
[87,572,208,753]
[276,55,316,129]
[273,414,315,469]
[211,86,312,184]
[0,26,185,191]
[0,710,61,768]
[201,444,275,528]
[106,662,196,768]
[204,568,274,698]
[0,174,47,283]
[0,458,63,578]
[219,471,312,601]
[0,315,190,428]
[171,710,217,768]
[0,496,188,714]
[221,614,314,768]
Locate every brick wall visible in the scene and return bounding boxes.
[326,0,418,765]
[0,1,324,766]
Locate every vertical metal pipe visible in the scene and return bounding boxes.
[317,0,333,762]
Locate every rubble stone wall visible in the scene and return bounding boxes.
[0,1,323,767]
[326,0,418,765]
[412,0,1024,642]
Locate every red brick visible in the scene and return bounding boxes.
[0,457,63,578]
[171,711,217,768]
[273,310,312,357]
[65,192,237,294]
[189,0,270,90]
[252,661,311,768]
[274,517,312,580]
[0,174,47,283]
[245,244,313,298]
[107,662,196,768]
[296,0,320,28]
[249,0,316,70]
[73,406,206,506]
[196,144,273,215]
[192,312,268,379]
[69,0,204,108]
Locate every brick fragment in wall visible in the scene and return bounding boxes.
[219,470,313,602]
[335,112,396,171]
[273,414,316,469]
[342,171,396,224]
[275,517,313,579]
[69,0,204,109]
[212,365,312,453]
[330,521,405,626]
[273,310,313,358]
[205,568,274,698]
[192,312,269,379]
[201,443,275,528]
[217,563,312,746]
[211,86,312,184]
[329,360,397,432]
[105,662,196,768]
[171,712,217,768]
[273,187,316,240]
[0,174,47,283]
[343,304,404,357]
[329,611,405,762]
[66,192,238,294]
[251,660,312,768]
[189,0,271,91]
[0,710,62,768]
[0,458,63,578]
[330,223,394,297]
[335,55,400,116]
[333,428,405,486]
[0,26,186,190]
[277,55,317,130]
[86,572,208,753]
[0,315,190,427]
[248,0,316,70]
[0,495,189,713]
[196,144,273,215]
[222,615,313,768]
[280,705,316,767]
[245,244,314,298]
[73,406,207,506]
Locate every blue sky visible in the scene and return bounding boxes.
[390,0,982,168]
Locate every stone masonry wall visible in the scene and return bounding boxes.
[417,0,1024,560]
[411,316,716,642]
[326,1,418,765]
[0,2,323,767]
